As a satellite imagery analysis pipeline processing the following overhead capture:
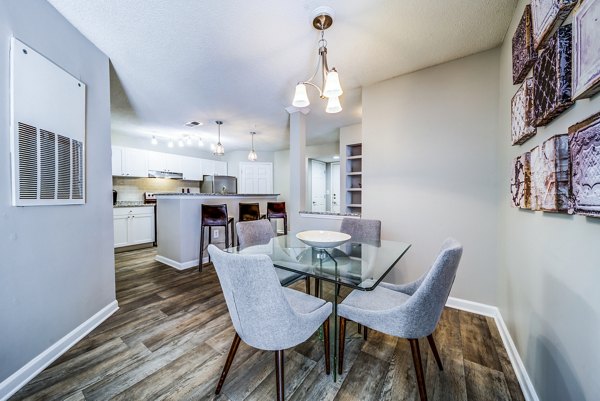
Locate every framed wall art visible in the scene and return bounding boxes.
[533,24,574,127]
[530,135,570,212]
[531,0,577,49]
[512,5,537,84]
[511,152,531,209]
[572,0,600,100]
[569,112,600,217]
[511,77,537,145]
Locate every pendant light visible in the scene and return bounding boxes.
[213,120,225,156]
[248,132,258,161]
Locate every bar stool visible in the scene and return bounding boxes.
[199,204,234,272]
[267,202,287,235]
[238,202,265,222]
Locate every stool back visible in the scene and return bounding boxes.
[267,202,286,218]
[239,203,261,222]
[202,204,229,226]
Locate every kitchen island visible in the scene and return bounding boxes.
[154,193,279,269]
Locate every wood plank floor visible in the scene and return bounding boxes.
[10,248,525,401]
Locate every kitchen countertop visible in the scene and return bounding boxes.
[154,193,280,197]
[299,210,361,217]
[113,202,155,208]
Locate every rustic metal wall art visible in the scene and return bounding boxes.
[533,24,574,127]
[569,112,600,217]
[511,78,537,145]
[531,0,577,49]
[511,152,531,208]
[512,5,537,84]
[530,135,570,212]
[572,0,600,100]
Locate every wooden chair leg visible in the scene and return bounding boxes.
[199,226,204,272]
[283,216,288,235]
[427,334,443,371]
[363,326,368,341]
[409,339,427,401]
[305,276,311,294]
[215,333,241,394]
[275,350,285,401]
[323,319,330,375]
[357,323,362,334]
[338,316,346,375]
[225,226,229,251]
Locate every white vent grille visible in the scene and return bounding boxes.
[10,38,86,206]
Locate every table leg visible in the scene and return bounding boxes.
[333,282,340,382]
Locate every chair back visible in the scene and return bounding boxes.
[239,202,261,222]
[207,244,303,350]
[340,218,381,242]
[267,202,286,218]
[202,204,228,226]
[236,219,275,248]
[401,238,462,337]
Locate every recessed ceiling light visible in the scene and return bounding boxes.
[185,121,203,127]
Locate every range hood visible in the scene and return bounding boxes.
[148,170,183,179]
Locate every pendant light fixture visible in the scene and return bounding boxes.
[292,7,343,113]
[213,120,225,156]
[248,132,258,161]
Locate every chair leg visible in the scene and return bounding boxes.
[305,276,310,294]
[323,318,331,375]
[363,326,368,341]
[199,226,204,272]
[314,278,320,298]
[283,216,288,235]
[409,339,427,401]
[208,227,212,263]
[275,350,285,401]
[357,323,362,334]
[215,333,241,395]
[338,316,346,375]
[427,334,443,371]
[225,225,229,250]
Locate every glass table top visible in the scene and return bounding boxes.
[225,234,411,290]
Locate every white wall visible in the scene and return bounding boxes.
[497,2,600,400]
[362,49,501,306]
[0,0,114,384]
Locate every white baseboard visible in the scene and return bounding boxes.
[446,297,539,401]
[155,254,205,270]
[0,300,119,401]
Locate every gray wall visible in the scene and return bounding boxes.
[497,2,600,400]
[0,0,115,383]
[362,48,501,306]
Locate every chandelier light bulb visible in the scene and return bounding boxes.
[326,95,342,113]
[151,136,158,145]
[323,70,343,98]
[167,140,174,148]
[292,84,310,107]
[248,149,258,161]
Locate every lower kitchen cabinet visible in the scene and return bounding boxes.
[113,206,155,248]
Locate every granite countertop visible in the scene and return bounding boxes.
[299,210,361,217]
[154,193,280,197]
[114,201,155,208]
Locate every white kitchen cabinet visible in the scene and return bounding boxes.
[111,146,124,176]
[214,160,228,175]
[113,206,155,248]
[112,146,147,177]
[202,159,227,176]
[147,151,182,172]
[181,156,204,180]
[164,153,182,173]
[147,150,164,171]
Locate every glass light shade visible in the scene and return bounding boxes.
[167,140,174,148]
[214,142,225,156]
[326,96,342,113]
[151,136,158,145]
[248,149,258,161]
[323,70,343,97]
[292,84,310,107]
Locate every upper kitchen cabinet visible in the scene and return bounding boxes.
[147,151,182,173]
[112,146,148,177]
[202,159,227,176]
[181,156,204,180]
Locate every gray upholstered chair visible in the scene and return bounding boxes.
[340,217,381,243]
[208,245,332,401]
[236,220,310,292]
[337,238,463,401]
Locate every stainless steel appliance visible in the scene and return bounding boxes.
[148,170,183,179]
[201,175,237,194]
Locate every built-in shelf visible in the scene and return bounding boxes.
[345,143,363,214]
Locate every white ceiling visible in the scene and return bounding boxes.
[47,0,517,151]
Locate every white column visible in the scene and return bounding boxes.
[287,108,308,232]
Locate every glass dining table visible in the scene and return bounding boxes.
[225,233,411,381]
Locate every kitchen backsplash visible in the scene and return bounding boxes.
[113,177,201,201]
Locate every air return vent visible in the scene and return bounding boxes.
[10,38,86,206]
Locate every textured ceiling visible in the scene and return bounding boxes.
[47,0,516,151]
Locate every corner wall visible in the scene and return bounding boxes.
[362,48,501,306]
[497,2,600,400]
[0,0,115,386]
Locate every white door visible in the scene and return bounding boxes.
[331,162,340,213]
[239,162,273,194]
[311,160,326,212]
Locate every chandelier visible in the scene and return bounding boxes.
[248,132,258,161]
[292,7,343,113]
[213,120,225,156]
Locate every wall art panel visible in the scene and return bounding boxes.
[512,5,537,84]
[533,24,574,127]
[531,0,576,49]
[572,0,600,100]
[530,135,570,212]
[511,77,537,145]
[569,112,600,217]
[511,152,531,208]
